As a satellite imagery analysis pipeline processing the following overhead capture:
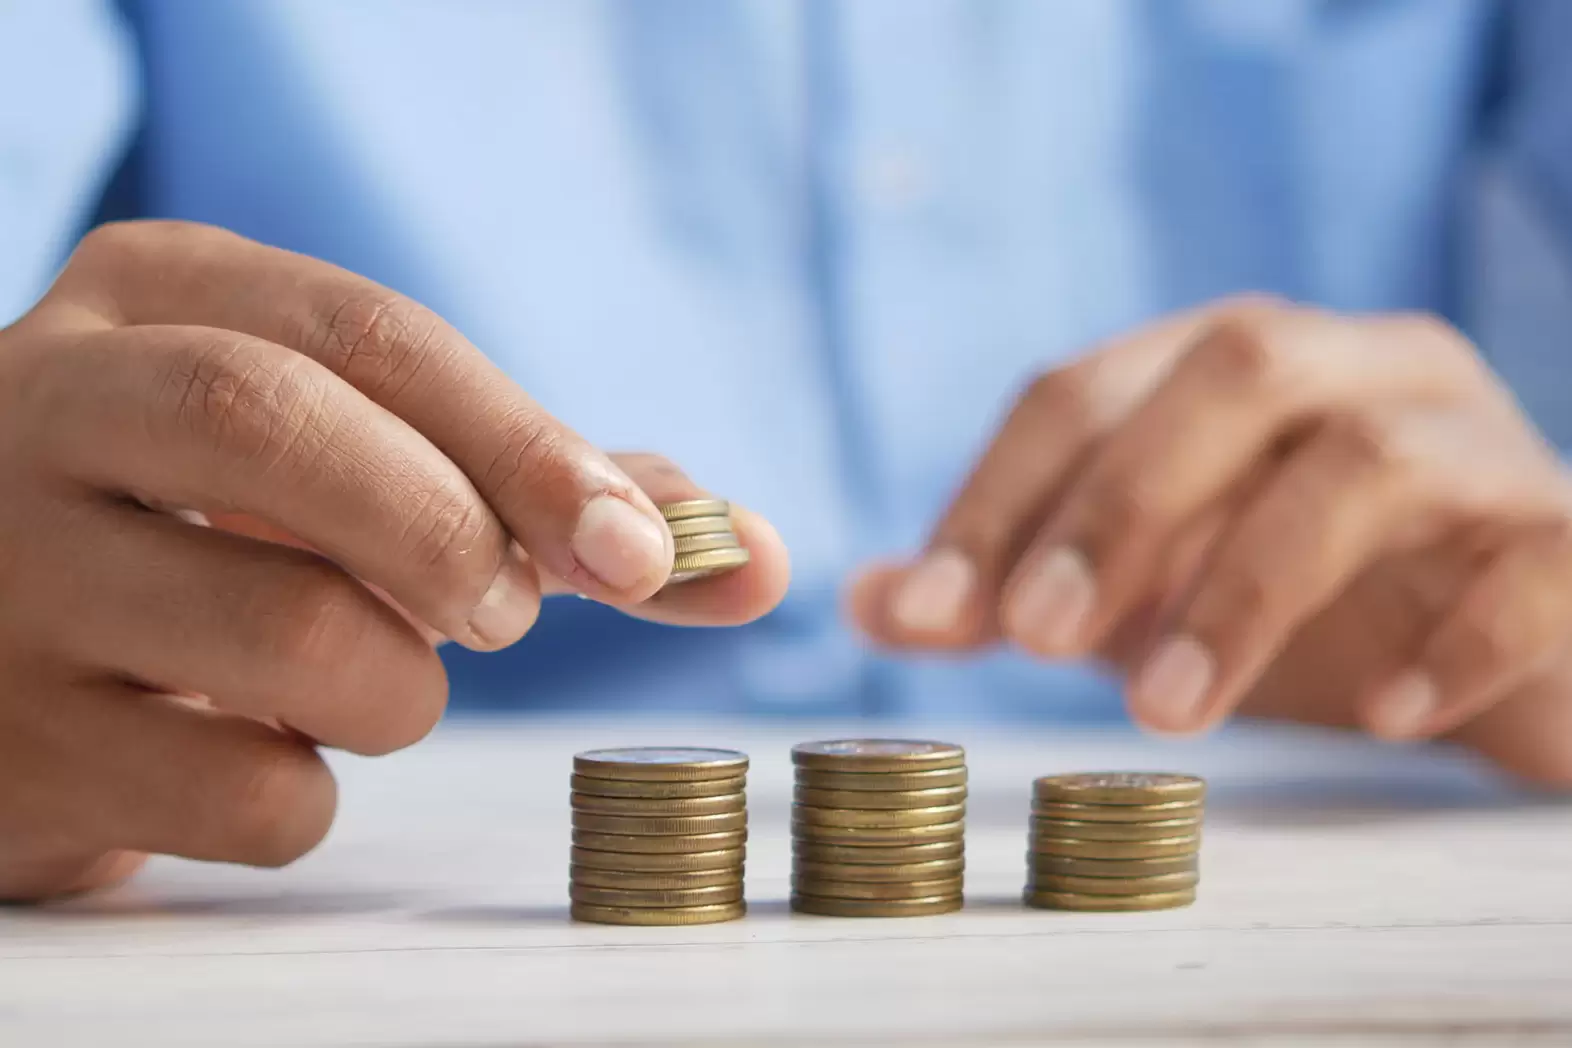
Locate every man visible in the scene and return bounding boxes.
[4,0,1572,901]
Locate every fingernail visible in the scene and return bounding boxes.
[1366,671,1438,739]
[571,495,670,591]
[1005,547,1095,651]
[891,549,976,634]
[465,542,540,649]
[1132,635,1215,731]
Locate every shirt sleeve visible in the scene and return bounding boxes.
[0,0,139,326]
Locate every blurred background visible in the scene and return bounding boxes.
[7,0,1572,725]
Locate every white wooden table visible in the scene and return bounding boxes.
[3,716,1571,1047]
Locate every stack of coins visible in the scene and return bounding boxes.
[657,499,751,585]
[790,740,967,918]
[569,748,749,926]
[1025,772,1205,912]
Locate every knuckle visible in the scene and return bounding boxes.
[266,562,374,672]
[1187,316,1285,389]
[1318,413,1406,475]
[311,291,450,401]
[1017,367,1091,428]
[398,478,494,577]
[1078,476,1164,547]
[230,747,337,867]
[481,410,571,503]
[1193,561,1276,633]
[1447,612,1517,671]
[159,339,321,469]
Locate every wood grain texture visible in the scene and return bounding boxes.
[2,716,1570,1046]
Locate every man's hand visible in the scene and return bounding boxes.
[851,298,1572,786]
[0,221,789,901]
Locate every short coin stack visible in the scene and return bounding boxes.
[658,499,751,585]
[569,747,749,926]
[1025,772,1205,912]
[790,740,967,917]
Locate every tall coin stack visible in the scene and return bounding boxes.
[1025,772,1205,912]
[570,748,749,926]
[790,740,967,918]
[658,499,751,585]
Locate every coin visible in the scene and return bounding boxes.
[570,846,745,872]
[1026,870,1198,896]
[572,811,747,836]
[1033,772,1205,805]
[665,515,736,538]
[570,792,746,817]
[795,767,969,792]
[1023,888,1196,912]
[1029,835,1199,860]
[668,546,752,583]
[570,901,746,926]
[569,773,747,799]
[792,739,965,773]
[791,894,962,918]
[793,857,965,883]
[793,785,968,810]
[1028,853,1198,878]
[569,866,742,891]
[1032,799,1201,823]
[672,533,742,555]
[569,883,744,908]
[792,876,963,900]
[658,499,731,521]
[791,820,965,845]
[1029,817,1200,841]
[573,748,749,782]
[794,839,965,865]
[793,804,964,829]
[572,829,748,854]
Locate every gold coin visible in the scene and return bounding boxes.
[1029,816,1200,841]
[665,515,736,538]
[794,766,968,792]
[793,839,965,865]
[791,894,962,918]
[792,876,963,900]
[793,785,967,810]
[1026,870,1198,896]
[570,792,745,817]
[569,773,746,799]
[791,820,965,845]
[792,804,964,829]
[667,546,752,584]
[1028,853,1198,878]
[1029,835,1199,860]
[672,532,742,555]
[570,846,745,872]
[1024,888,1196,912]
[571,901,746,926]
[1033,772,1205,805]
[573,811,747,836]
[569,883,744,908]
[792,739,965,773]
[573,747,749,782]
[658,499,731,521]
[572,829,747,854]
[793,857,964,883]
[569,866,742,891]
[1032,799,1201,823]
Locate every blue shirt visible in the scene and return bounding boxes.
[8,0,1572,719]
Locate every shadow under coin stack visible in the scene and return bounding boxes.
[790,740,967,917]
[569,747,749,926]
[657,499,751,585]
[1026,772,1205,912]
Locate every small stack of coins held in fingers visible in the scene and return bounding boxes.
[790,740,967,917]
[569,748,749,926]
[657,499,751,585]
[1025,772,1205,912]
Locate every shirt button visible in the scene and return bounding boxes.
[856,145,934,214]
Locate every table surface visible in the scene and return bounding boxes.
[3,716,1571,1048]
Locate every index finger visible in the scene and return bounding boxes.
[47,221,674,605]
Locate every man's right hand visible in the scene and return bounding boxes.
[0,221,789,901]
